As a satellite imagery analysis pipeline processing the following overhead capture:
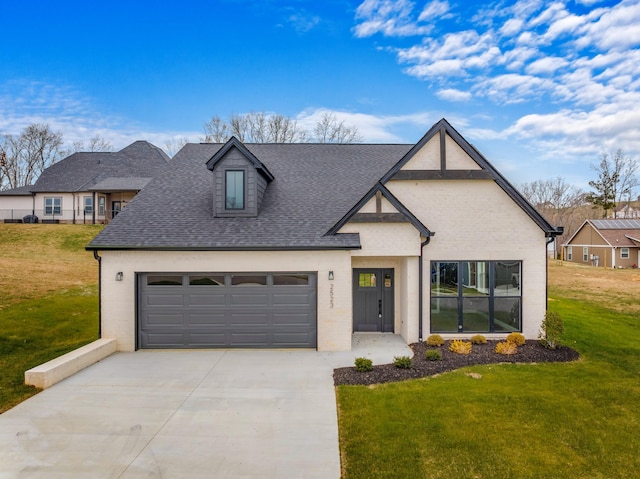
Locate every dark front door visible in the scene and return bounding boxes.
[353,268,394,332]
[112,201,122,218]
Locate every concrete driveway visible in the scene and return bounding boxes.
[0,335,412,478]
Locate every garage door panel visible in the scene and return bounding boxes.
[138,272,317,349]
[188,294,226,306]
[146,294,185,306]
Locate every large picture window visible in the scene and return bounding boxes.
[44,196,62,216]
[431,261,522,333]
[225,170,245,210]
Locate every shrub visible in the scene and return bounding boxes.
[393,356,412,369]
[354,357,373,372]
[425,350,442,361]
[426,334,445,347]
[495,341,518,355]
[539,310,565,349]
[449,339,472,355]
[470,334,487,344]
[506,332,526,346]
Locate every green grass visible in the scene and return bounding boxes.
[0,224,101,413]
[337,292,640,478]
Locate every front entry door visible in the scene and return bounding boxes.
[353,269,394,332]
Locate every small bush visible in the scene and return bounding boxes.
[449,339,472,355]
[495,341,518,355]
[425,350,442,361]
[470,334,487,344]
[354,357,373,372]
[426,334,445,347]
[506,332,526,346]
[539,310,565,349]
[393,356,412,369]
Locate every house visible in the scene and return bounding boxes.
[0,185,35,222]
[0,141,170,224]
[86,119,561,351]
[563,219,640,268]
[613,196,640,219]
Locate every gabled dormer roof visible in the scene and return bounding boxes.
[379,118,562,237]
[326,182,433,238]
[205,137,274,182]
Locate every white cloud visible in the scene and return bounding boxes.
[501,18,524,36]
[436,88,472,101]
[525,56,569,74]
[418,0,450,21]
[353,0,434,37]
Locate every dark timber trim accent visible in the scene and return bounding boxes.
[326,182,433,237]
[379,118,562,236]
[392,170,494,180]
[375,191,382,213]
[205,136,274,182]
[440,127,446,171]
[350,213,411,223]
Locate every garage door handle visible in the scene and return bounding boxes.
[378,299,382,318]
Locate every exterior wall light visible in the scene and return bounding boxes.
[328,271,334,280]
[115,272,123,281]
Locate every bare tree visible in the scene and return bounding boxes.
[64,135,114,156]
[164,137,190,157]
[201,116,230,143]
[314,112,363,143]
[0,124,63,191]
[587,150,638,218]
[201,112,359,144]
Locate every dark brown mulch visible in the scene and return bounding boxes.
[333,340,580,386]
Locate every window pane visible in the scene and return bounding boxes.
[358,273,377,288]
[461,261,489,296]
[147,275,183,286]
[98,197,105,215]
[431,297,458,332]
[232,274,266,286]
[273,274,309,286]
[84,197,93,214]
[225,170,244,209]
[189,275,225,286]
[431,262,458,296]
[494,298,520,332]
[461,297,490,332]
[494,262,521,296]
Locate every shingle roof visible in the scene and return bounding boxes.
[89,177,153,192]
[0,185,33,196]
[88,143,413,250]
[589,219,640,248]
[591,219,640,230]
[31,141,169,193]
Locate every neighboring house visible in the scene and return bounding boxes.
[0,185,35,222]
[563,219,640,268]
[87,118,561,352]
[0,141,170,224]
[613,197,640,219]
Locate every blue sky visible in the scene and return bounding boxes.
[1,0,639,190]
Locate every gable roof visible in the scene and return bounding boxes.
[380,118,561,236]
[88,143,413,250]
[205,137,275,182]
[31,141,169,193]
[565,219,640,248]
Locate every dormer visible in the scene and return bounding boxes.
[206,137,274,217]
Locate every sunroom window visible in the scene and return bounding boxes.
[430,261,522,334]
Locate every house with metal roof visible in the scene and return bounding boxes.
[563,219,640,268]
[0,141,170,224]
[87,118,562,352]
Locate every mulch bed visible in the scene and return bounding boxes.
[333,340,580,386]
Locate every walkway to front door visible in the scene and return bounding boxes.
[352,268,394,332]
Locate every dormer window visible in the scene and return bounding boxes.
[225,170,245,210]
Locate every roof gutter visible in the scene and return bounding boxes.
[418,234,432,342]
[92,250,102,338]
[84,244,363,252]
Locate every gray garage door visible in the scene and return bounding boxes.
[138,272,317,349]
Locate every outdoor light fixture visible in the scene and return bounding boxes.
[328,271,334,280]
[115,272,123,281]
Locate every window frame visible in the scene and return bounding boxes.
[83,196,93,214]
[620,247,630,259]
[225,169,245,210]
[98,196,106,216]
[567,246,572,260]
[44,196,62,216]
[430,260,522,334]
[583,247,589,262]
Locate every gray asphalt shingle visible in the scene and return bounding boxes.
[88,143,413,249]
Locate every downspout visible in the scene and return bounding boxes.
[93,250,102,338]
[418,236,431,341]
[545,235,555,310]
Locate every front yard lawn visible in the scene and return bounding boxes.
[337,262,640,479]
[0,225,101,413]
